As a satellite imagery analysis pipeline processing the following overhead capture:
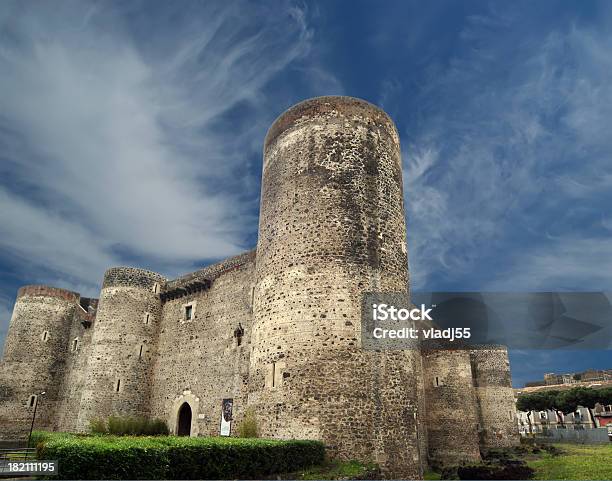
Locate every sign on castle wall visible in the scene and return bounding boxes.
[220,398,233,436]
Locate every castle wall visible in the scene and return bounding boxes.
[0,286,77,439]
[249,96,422,479]
[149,251,255,436]
[54,300,96,433]
[422,349,481,466]
[470,348,520,449]
[76,268,166,431]
[0,95,521,481]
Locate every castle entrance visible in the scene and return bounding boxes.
[177,402,192,436]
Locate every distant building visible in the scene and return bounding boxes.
[526,369,611,388]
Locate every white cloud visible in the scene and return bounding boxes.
[0,0,322,293]
[403,9,612,290]
[0,296,12,358]
[487,237,612,291]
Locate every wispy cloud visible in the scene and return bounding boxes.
[0,0,341,346]
[0,295,12,357]
[402,7,612,291]
[0,0,318,292]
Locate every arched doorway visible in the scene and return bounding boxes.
[177,402,192,436]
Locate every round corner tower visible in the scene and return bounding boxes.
[0,286,78,438]
[76,267,166,431]
[249,96,423,478]
[469,346,520,449]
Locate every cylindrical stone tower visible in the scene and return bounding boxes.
[470,347,520,450]
[0,286,77,439]
[76,267,165,431]
[421,348,481,466]
[249,96,422,478]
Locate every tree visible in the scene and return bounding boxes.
[516,391,551,434]
[517,387,612,430]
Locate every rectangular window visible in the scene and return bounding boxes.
[145,313,150,325]
[72,338,79,352]
[139,345,143,358]
[185,305,193,320]
[116,379,121,392]
[435,376,439,387]
[28,395,37,408]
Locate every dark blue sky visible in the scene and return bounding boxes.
[0,0,611,386]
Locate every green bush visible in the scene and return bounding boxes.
[36,432,325,479]
[237,407,259,438]
[28,430,63,448]
[94,416,168,436]
[89,418,107,434]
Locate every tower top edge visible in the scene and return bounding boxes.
[264,96,398,150]
[16,285,80,302]
[102,266,167,290]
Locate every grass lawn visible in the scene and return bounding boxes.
[527,443,612,480]
[423,443,612,480]
[289,460,380,480]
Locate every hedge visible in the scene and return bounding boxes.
[35,432,325,479]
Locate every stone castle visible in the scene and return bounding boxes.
[0,97,518,478]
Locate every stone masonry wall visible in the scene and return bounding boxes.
[422,348,481,466]
[0,287,77,439]
[55,300,97,433]
[76,268,166,431]
[470,348,520,449]
[149,252,255,436]
[250,96,422,479]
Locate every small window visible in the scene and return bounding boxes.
[185,305,193,321]
[139,345,143,358]
[144,313,150,325]
[71,338,79,352]
[435,376,439,387]
[152,283,160,294]
[266,363,276,388]
[234,323,244,347]
[41,331,49,342]
[28,395,37,408]
[115,379,121,392]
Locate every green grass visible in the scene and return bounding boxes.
[290,460,379,480]
[423,469,442,480]
[527,443,612,480]
[425,443,612,480]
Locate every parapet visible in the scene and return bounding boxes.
[16,285,79,303]
[264,96,399,152]
[165,249,256,290]
[102,267,167,290]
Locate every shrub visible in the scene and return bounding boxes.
[237,407,259,438]
[89,418,107,434]
[100,415,168,436]
[28,430,63,448]
[36,433,326,480]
